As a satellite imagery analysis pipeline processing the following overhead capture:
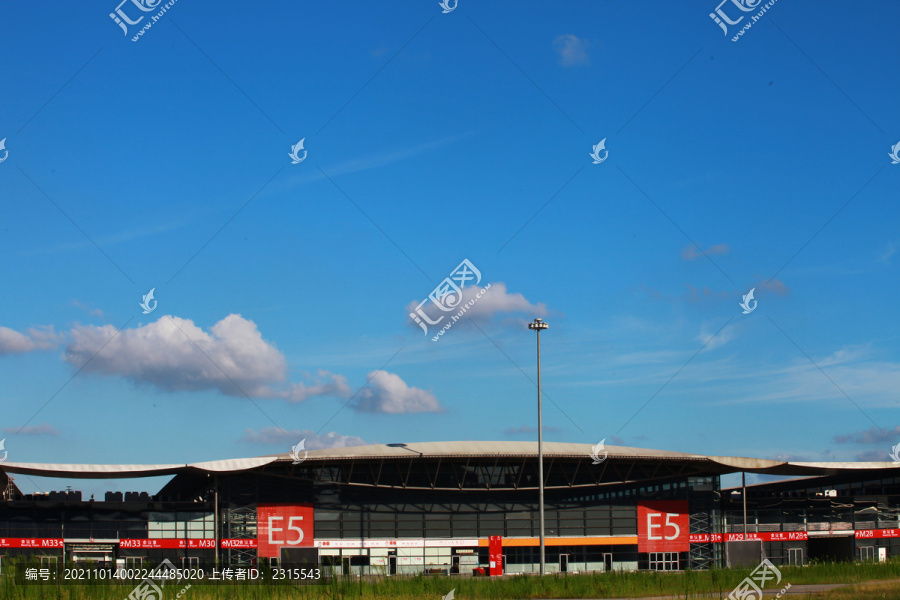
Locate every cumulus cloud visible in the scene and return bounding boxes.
[355,370,442,413]
[406,282,546,332]
[285,370,351,402]
[241,427,367,449]
[681,244,730,261]
[553,34,590,66]
[2,423,59,436]
[65,315,286,397]
[0,325,62,355]
[60,315,441,412]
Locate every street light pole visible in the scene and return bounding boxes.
[528,317,548,576]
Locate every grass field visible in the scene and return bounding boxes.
[3,559,900,599]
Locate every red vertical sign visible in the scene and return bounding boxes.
[638,501,689,552]
[488,535,503,575]
[257,504,314,559]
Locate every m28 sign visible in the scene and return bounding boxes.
[638,501,689,552]
[257,504,314,558]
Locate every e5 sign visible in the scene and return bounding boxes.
[257,504,314,558]
[638,501,689,552]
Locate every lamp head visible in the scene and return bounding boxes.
[528,317,549,331]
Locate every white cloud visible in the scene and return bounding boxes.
[0,325,62,355]
[2,423,60,436]
[553,34,590,67]
[406,282,546,332]
[355,370,442,413]
[61,316,438,414]
[285,370,351,402]
[64,315,287,398]
[241,426,367,449]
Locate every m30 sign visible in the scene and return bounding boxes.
[638,501,689,552]
[257,503,314,558]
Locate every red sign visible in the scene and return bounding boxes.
[766,531,808,541]
[856,529,900,539]
[638,501,689,552]
[689,531,808,543]
[120,539,217,549]
[257,504,314,558]
[221,539,258,548]
[0,538,64,548]
[488,536,503,576]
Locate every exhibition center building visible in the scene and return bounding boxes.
[2,442,899,574]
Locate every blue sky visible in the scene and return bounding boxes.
[1,1,899,496]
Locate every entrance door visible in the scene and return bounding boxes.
[808,536,853,562]
[559,554,568,573]
[451,555,460,574]
[602,553,613,572]
[388,555,397,576]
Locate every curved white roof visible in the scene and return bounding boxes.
[0,456,278,479]
[1,442,897,479]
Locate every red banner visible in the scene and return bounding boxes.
[257,504,314,558]
[638,501,689,552]
[221,538,258,548]
[488,536,503,576]
[119,539,216,549]
[690,531,809,543]
[0,538,63,549]
[856,529,900,539]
